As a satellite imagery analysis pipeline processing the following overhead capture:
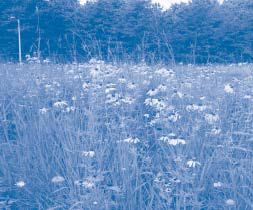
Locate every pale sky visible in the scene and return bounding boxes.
[152,0,190,10]
[79,0,190,9]
[79,0,223,9]
[153,0,224,9]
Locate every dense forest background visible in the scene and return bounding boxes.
[0,0,253,64]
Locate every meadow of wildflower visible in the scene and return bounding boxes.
[0,60,253,209]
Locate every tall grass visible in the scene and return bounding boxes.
[0,61,253,209]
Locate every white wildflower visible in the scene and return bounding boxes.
[173,179,181,183]
[168,112,181,122]
[144,98,167,111]
[64,106,76,113]
[243,95,252,99]
[168,139,186,145]
[213,182,223,188]
[89,58,100,64]
[140,69,148,75]
[186,104,199,111]
[118,78,126,83]
[159,136,186,145]
[154,177,161,183]
[106,93,120,104]
[186,160,201,168]
[211,128,221,135]
[43,57,50,64]
[82,181,95,189]
[66,69,74,74]
[39,108,48,114]
[159,136,170,142]
[148,112,162,126]
[121,96,135,104]
[121,137,140,144]
[144,98,153,106]
[147,85,167,96]
[158,84,167,91]
[113,101,121,106]
[200,96,206,100]
[149,118,159,126]
[15,181,25,188]
[74,180,82,186]
[127,82,136,89]
[53,101,68,108]
[184,82,192,89]
[74,74,82,80]
[225,199,235,206]
[52,176,65,183]
[93,84,102,89]
[105,87,116,93]
[224,84,234,93]
[82,82,89,90]
[147,89,159,96]
[106,83,116,87]
[177,91,184,98]
[64,107,71,113]
[45,84,52,89]
[197,105,208,111]
[144,114,150,118]
[245,76,253,81]
[90,67,101,78]
[72,96,77,101]
[205,113,219,124]
[186,104,208,112]
[143,80,150,85]
[93,201,98,205]
[81,151,95,157]
[155,68,175,78]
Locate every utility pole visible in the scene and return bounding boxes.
[36,6,41,61]
[10,16,22,64]
[17,18,22,64]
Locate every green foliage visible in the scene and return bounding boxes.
[0,0,253,63]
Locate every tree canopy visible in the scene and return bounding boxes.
[0,0,252,64]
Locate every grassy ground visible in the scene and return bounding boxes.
[0,61,253,209]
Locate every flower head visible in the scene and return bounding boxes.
[82,180,95,189]
[81,151,95,157]
[159,136,186,145]
[52,176,65,183]
[15,181,25,188]
[225,199,235,206]
[187,160,201,168]
[205,113,219,124]
[213,182,223,188]
[39,107,48,114]
[53,101,68,108]
[120,137,140,144]
[224,84,234,93]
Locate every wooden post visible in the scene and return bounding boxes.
[36,6,41,61]
[17,19,22,64]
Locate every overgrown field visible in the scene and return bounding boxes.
[0,61,253,209]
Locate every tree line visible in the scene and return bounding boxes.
[0,0,252,64]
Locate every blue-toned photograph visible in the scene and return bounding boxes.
[0,0,253,209]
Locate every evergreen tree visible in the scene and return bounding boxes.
[1,0,253,63]
[168,0,221,63]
